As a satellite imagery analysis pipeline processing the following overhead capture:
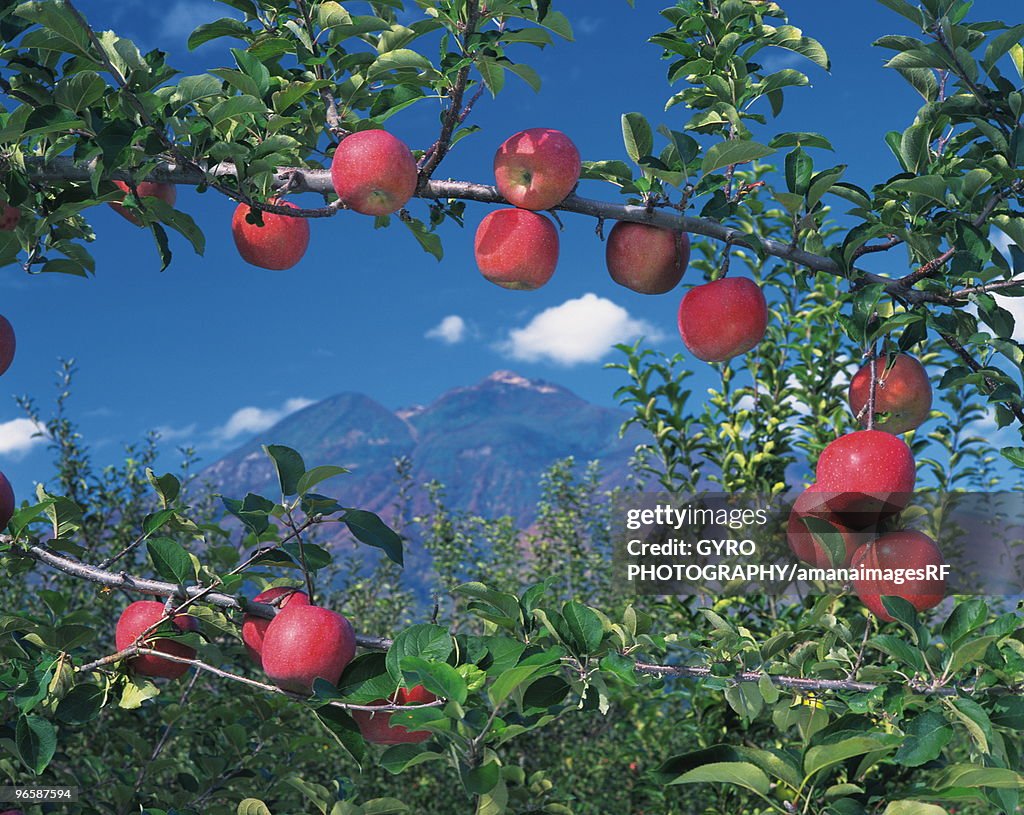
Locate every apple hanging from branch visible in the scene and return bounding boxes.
[115,601,199,680]
[848,352,933,434]
[606,222,690,295]
[260,604,356,694]
[352,684,437,745]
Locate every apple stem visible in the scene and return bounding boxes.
[716,239,734,279]
[866,343,878,431]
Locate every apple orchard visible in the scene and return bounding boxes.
[3,1,1024,814]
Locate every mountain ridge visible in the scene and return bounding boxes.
[199,371,639,527]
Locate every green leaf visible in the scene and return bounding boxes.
[876,0,924,25]
[207,95,266,129]
[807,165,846,209]
[932,763,1023,789]
[769,131,834,150]
[622,112,654,164]
[54,72,106,113]
[146,468,181,508]
[882,803,948,815]
[488,663,555,709]
[399,656,466,704]
[147,538,195,584]
[385,624,453,684]
[401,216,443,261]
[462,760,501,795]
[55,683,105,725]
[561,601,603,654]
[665,761,770,795]
[762,24,831,70]
[894,710,953,767]
[946,635,1000,675]
[314,705,366,764]
[15,714,57,774]
[237,800,273,815]
[895,66,939,101]
[343,509,403,566]
[264,444,305,496]
[188,17,252,50]
[221,492,274,535]
[477,59,505,95]
[475,776,508,815]
[361,799,409,815]
[173,74,225,109]
[983,24,1024,72]
[368,49,434,80]
[379,744,446,774]
[15,1,93,57]
[1001,447,1024,468]
[804,736,899,778]
[701,140,774,174]
[506,63,541,92]
[296,465,349,495]
[536,10,573,41]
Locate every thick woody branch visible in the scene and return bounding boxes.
[19,157,890,286]
[938,331,1024,425]
[634,662,969,697]
[417,0,482,183]
[14,537,1020,699]
[81,646,443,712]
[19,541,394,651]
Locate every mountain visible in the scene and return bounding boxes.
[199,371,640,527]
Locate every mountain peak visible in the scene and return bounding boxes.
[483,370,563,394]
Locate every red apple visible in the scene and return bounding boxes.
[474,208,559,290]
[241,586,309,664]
[0,204,20,231]
[0,314,15,376]
[848,353,932,435]
[109,181,177,225]
[815,430,916,525]
[606,222,690,294]
[352,684,437,745]
[0,471,15,530]
[677,277,768,362]
[261,604,356,694]
[231,199,310,270]
[852,530,946,621]
[115,600,198,680]
[786,484,866,568]
[331,130,418,216]
[493,128,580,211]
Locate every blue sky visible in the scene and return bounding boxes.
[1,0,1022,496]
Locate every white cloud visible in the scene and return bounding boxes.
[426,315,467,345]
[0,418,47,459]
[498,293,663,366]
[215,397,315,443]
[164,1,227,40]
[154,423,197,443]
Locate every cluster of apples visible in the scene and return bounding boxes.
[115,586,435,744]
[97,129,773,365]
[473,127,771,364]
[787,353,944,621]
